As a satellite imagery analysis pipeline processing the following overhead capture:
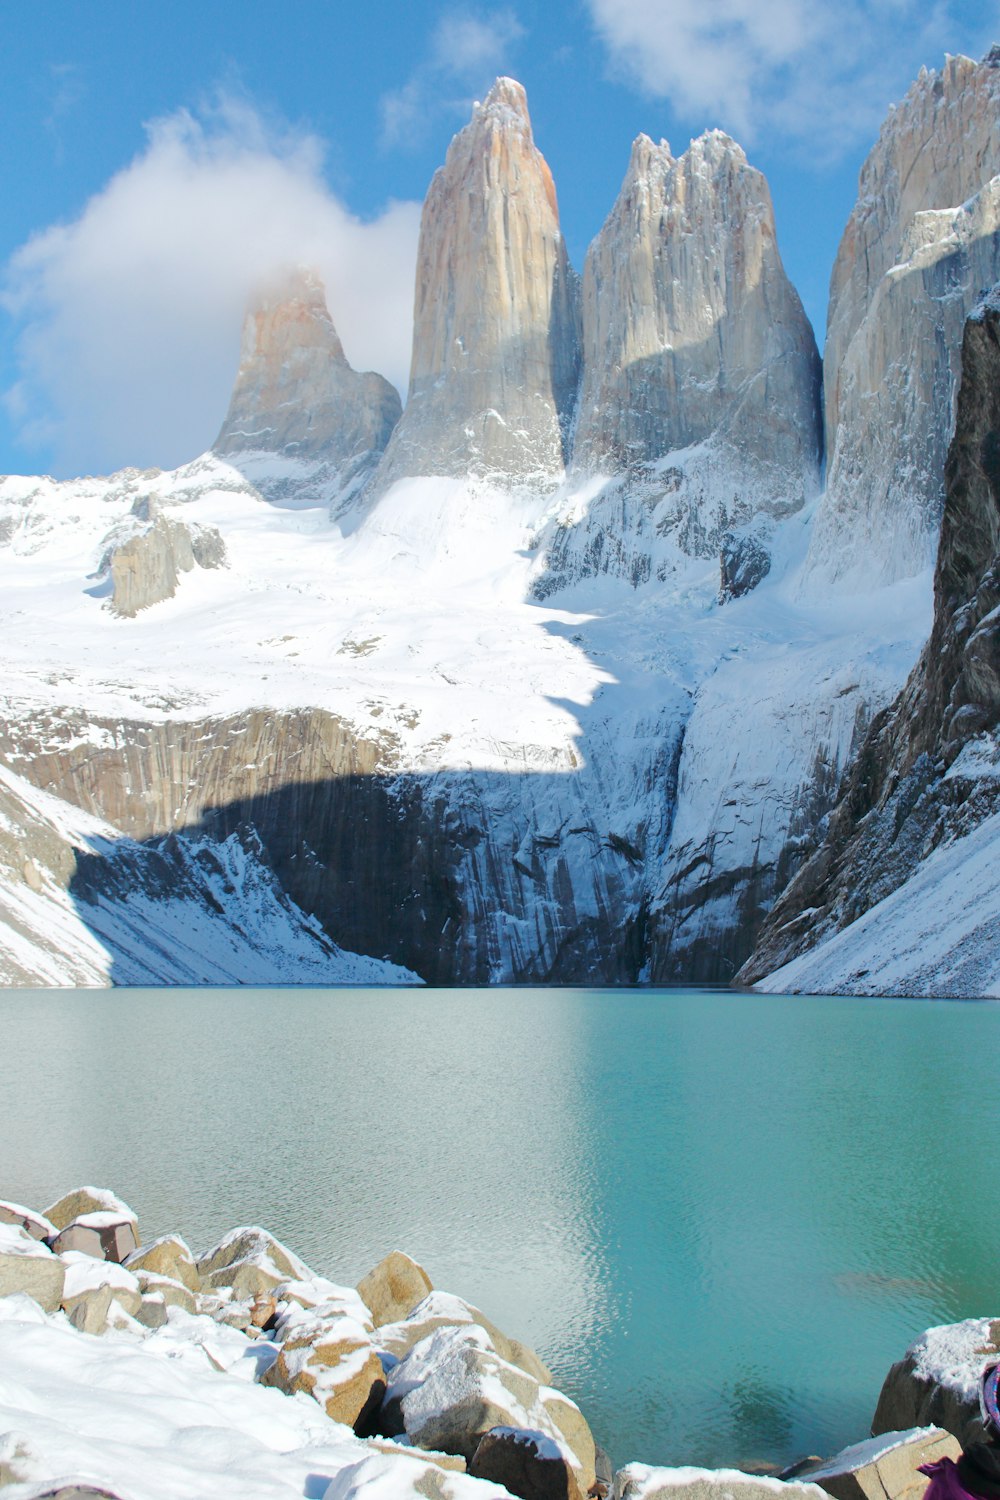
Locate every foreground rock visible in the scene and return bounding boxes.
[51,1211,138,1263]
[0,1225,65,1311]
[196,1225,312,1298]
[124,1233,200,1291]
[871,1319,1000,1448]
[375,1289,552,1384]
[44,1187,138,1235]
[799,1427,960,1500]
[470,1426,586,1499]
[261,1304,386,1429]
[357,1248,433,1327]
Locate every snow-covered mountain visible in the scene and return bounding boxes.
[3,58,1000,990]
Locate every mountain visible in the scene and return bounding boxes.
[806,50,1000,589]
[741,287,1000,997]
[214,266,401,507]
[1,60,998,990]
[370,77,579,492]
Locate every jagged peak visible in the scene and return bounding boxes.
[475,75,531,128]
[238,265,343,362]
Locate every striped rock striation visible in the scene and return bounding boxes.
[806,49,1000,588]
[371,77,580,492]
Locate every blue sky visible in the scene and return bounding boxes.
[1,0,997,478]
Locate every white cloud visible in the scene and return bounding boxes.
[3,92,421,478]
[380,6,525,149]
[585,0,988,158]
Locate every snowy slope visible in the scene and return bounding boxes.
[0,448,933,984]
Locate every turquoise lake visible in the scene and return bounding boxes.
[1,986,997,1473]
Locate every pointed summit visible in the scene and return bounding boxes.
[214,267,401,493]
[573,129,821,496]
[370,77,580,492]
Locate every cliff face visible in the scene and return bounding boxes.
[214,267,401,500]
[372,78,580,491]
[807,51,1000,588]
[742,292,1000,986]
[575,131,821,490]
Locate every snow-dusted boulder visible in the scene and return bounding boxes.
[60,1251,142,1325]
[261,1306,386,1429]
[612,1468,827,1500]
[44,1187,137,1236]
[103,509,226,617]
[871,1318,1000,1448]
[323,1449,510,1498]
[374,1289,552,1384]
[357,1249,433,1328]
[196,1225,313,1298]
[380,1324,595,1492]
[0,1225,65,1311]
[124,1233,200,1292]
[469,1425,585,1500]
[0,1200,57,1242]
[799,1428,960,1500]
[51,1211,138,1263]
[131,1268,197,1314]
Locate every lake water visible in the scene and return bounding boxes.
[1,986,997,1473]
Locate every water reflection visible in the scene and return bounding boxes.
[1,988,998,1474]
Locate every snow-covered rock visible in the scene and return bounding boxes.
[611,1466,827,1500]
[798,1427,960,1500]
[0,1226,64,1311]
[871,1319,1000,1449]
[357,1250,433,1329]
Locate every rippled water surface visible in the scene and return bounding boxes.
[2,987,998,1472]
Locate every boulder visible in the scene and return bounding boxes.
[51,1212,138,1263]
[799,1427,961,1500]
[719,530,772,603]
[60,1252,142,1321]
[124,1234,200,1292]
[196,1225,312,1298]
[0,1224,65,1311]
[381,1324,595,1493]
[612,1468,828,1500]
[376,1289,552,1384]
[323,1449,509,1499]
[470,1426,585,1500]
[872,1319,1000,1448]
[136,1292,169,1329]
[261,1309,386,1429]
[130,1268,197,1313]
[358,1250,433,1327]
[67,1283,114,1335]
[276,1275,373,1327]
[43,1187,138,1235]
[365,1438,468,1473]
[0,1199,57,1241]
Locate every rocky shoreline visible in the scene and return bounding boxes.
[0,1188,996,1500]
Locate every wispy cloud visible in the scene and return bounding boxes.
[585,0,989,160]
[43,61,86,162]
[380,7,525,150]
[3,91,421,478]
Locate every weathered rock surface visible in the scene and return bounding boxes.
[574,132,820,528]
[799,1427,961,1500]
[0,1226,65,1311]
[131,1268,197,1313]
[719,528,772,603]
[124,1234,200,1292]
[469,1426,585,1500]
[60,1252,142,1322]
[741,293,1000,987]
[871,1320,1000,1449]
[357,1249,433,1328]
[611,1469,827,1500]
[372,78,579,491]
[214,266,401,502]
[807,50,1000,587]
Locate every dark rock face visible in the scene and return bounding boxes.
[740,294,1000,985]
[719,529,771,603]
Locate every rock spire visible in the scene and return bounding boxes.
[371,78,580,491]
[573,130,822,491]
[214,267,401,493]
[807,50,1000,587]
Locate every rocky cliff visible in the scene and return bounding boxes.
[214,267,401,504]
[371,78,580,491]
[574,131,821,508]
[741,290,1000,988]
[806,50,1000,588]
